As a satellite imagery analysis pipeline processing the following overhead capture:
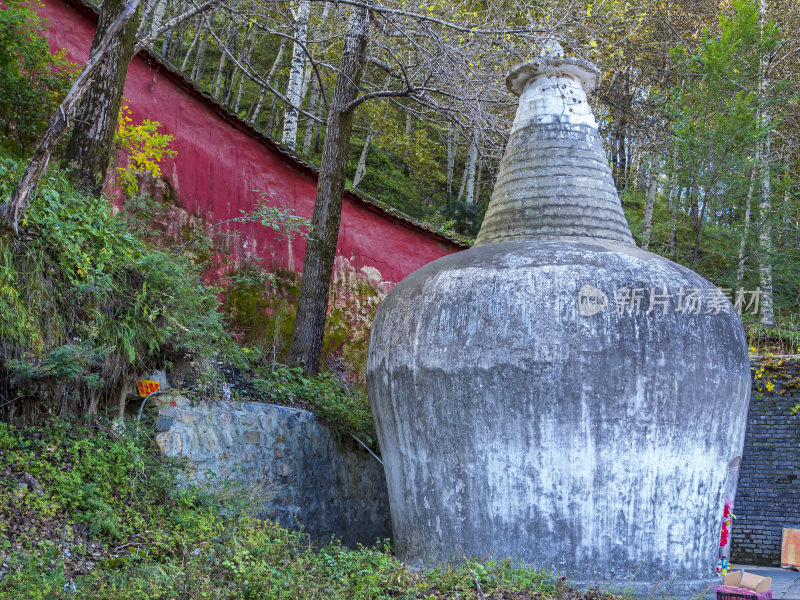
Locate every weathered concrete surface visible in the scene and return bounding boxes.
[367,239,751,590]
[367,52,751,595]
[155,396,391,547]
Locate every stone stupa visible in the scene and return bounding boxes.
[366,41,751,593]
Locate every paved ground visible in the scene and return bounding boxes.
[730,566,800,600]
[641,565,800,599]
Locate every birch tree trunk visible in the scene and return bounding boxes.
[457,138,476,202]
[353,129,376,188]
[300,2,330,153]
[475,158,482,205]
[180,22,203,71]
[738,168,757,288]
[758,0,775,326]
[149,0,167,35]
[250,39,288,125]
[286,3,370,373]
[190,11,214,81]
[63,0,142,193]
[446,123,456,199]
[641,152,660,250]
[137,0,157,36]
[302,75,322,152]
[282,0,311,150]
[464,141,478,204]
[213,21,234,99]
[233,27,255,112]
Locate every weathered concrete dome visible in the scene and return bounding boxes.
[366,45,751,593]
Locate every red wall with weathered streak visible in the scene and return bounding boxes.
[34,0,463,286]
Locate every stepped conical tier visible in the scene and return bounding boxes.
[478,43,632,246]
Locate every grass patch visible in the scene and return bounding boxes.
[0,419,628,600]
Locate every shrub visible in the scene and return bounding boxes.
[114,101,177,197]
[0,152,232,418]
[0,0,75,155]
[252,363,376,448]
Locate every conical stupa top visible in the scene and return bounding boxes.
[475,46,635,246]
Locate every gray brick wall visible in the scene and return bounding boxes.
[731,359,800,565]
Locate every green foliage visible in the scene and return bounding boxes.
[0,419,607,600]
[662,0,778,245]
[224,266,300,361]
[0,150,231,416]
[0,0,75,155]
[252,363,376,448]
[640,0,799,324]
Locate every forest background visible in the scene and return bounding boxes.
[121,0,800,335]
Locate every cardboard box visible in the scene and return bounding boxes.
[782,527,800,568]
[722,570,772,594]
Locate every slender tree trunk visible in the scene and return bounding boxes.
[691,188,709,268]
[475,158,482,205]
[149,0,167,35]
[161,0,175,58]
[631,145,642,191]
[137,0,157,36]
[737,168,756,288]
[233,28,255,112]
[63,0,142,194]
[190,11,214,81]
[457,138,476,202]
[611,67,630,191]
[353,129,376,188]
[221,24,241,105]
[446,122,456,199]
[300,2,330,153]
[282,0,311,150]
[464,141,478,204]
[302,75,322,152]
[250,39,288,125]
[286,4,370,373]
[758,0,775,326]
[668,192,679,255]
[213,22,234,99]
[641,151,660,250]
[180,22,202,72]
[758,133,774,325]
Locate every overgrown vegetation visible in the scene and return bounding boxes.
[0,419,628,600]
[0,1,74,155]
[0,150,232,419]
[252,364,375,447]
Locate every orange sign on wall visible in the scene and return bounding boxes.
[136,380,161,397]
[781,528,800,568]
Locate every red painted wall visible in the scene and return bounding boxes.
[34,0,464,287]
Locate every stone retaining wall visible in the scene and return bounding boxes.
[154,396,391,547]
[731,359,800,565]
